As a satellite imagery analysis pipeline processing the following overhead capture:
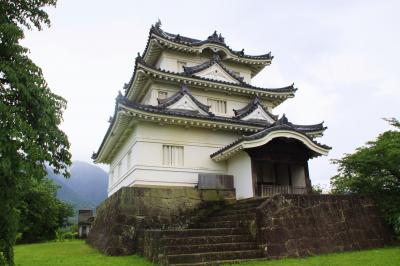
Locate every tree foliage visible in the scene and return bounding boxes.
[312,184,324,194]
[0,1,71,265]
[331,118,400,235]
[17,178,74,244]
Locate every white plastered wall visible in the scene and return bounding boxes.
[155,50,208,72]
[227,151,253,199]
[155,50,252,83]
[107,122,240,196]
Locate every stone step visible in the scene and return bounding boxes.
[160,234,254,246]
[224,202,260,210]
[190,220,246,229]
[236,197,268,205]
[205,213,256,222]
[166,249,263,264]
[170,257,268,266]
[213,208,256,217]
[163,242,259,255]
[161,228,247,238]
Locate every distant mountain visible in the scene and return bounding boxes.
[47,161,108,213]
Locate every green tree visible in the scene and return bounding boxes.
[331,118,400,235]
[0,1,71,265]
[17,178,74,244]
[312,184,324,194]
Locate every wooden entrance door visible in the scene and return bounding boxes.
[253,160,293,196]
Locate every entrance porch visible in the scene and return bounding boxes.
[211,125,330,199]
[248,137,312,197]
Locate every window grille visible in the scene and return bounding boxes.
[158,91,168,100]
[207,98,227,114]
[163,145,184,166]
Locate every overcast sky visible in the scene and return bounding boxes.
[21,0,400,188]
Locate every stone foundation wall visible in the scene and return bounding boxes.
[87,186,235,255]
[255,194,393,258]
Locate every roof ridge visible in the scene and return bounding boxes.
[273,114,326,130]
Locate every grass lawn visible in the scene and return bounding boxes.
[14,240,399,266]
[224,247,400,266]
[15,240,153,266]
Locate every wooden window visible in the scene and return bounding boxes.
[208,98,227,114]
[158,90,168,100]
[163,145,184,166]
[177,61,187,72]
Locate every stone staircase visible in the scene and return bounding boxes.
[155,197,268,266]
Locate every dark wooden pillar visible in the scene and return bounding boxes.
[304,161,312,194]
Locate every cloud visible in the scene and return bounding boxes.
[21,1,400,184]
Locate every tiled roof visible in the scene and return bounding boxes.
[118,97,270,127]
[233,96,278,121]
[182,54,245,84]
[147,21,273,60]
[210,115,330,158]
[125,56,297,98]
[92,93,271,161]
[93,90,301,162]
[93,94,326,161]
[157,84,213,115]
[273,114,326,132]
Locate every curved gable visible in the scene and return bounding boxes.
[241,105,276,123]
[166,94,208,115]
[193,63,241,84]
[211,127,330,162]
[243,130,330,156]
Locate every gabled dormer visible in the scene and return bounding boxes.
[158,84,213,116]
[182,54,244,84]
[234,97,277,124]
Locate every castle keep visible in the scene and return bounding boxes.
[93,21,330,198]
[89,22,392,265]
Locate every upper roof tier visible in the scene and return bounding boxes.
[142,20,273,77]
[124,56,297,107]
